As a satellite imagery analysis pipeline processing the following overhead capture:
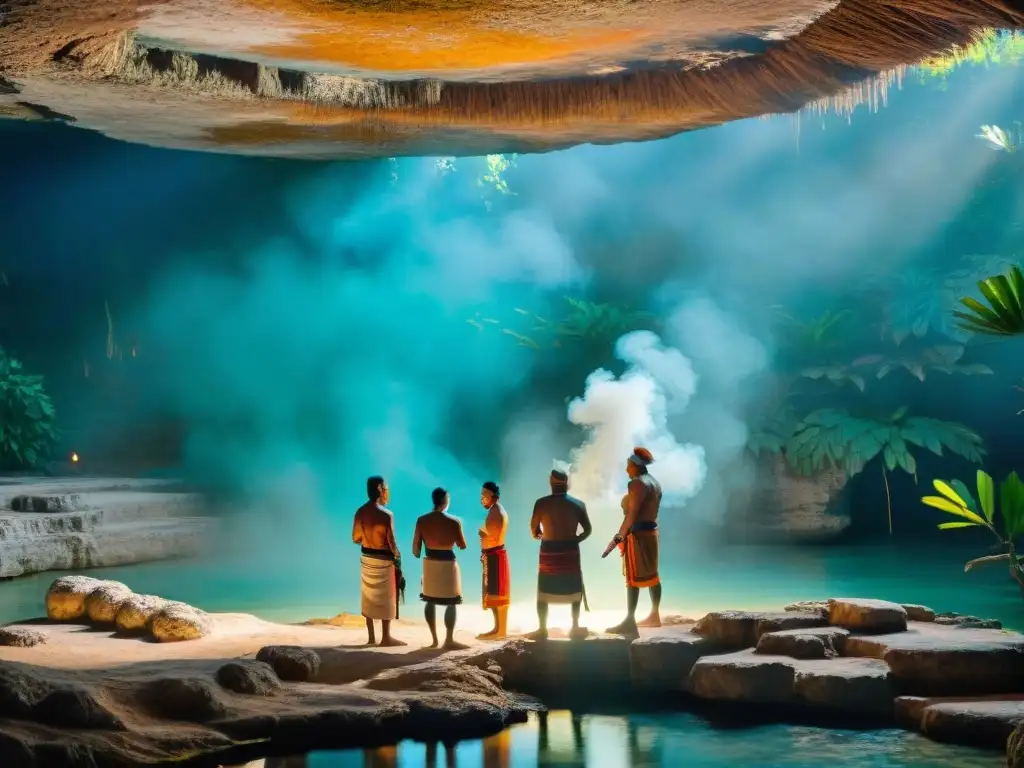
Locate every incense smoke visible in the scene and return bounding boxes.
[565,331,706,512]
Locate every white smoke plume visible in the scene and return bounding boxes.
[562,330,707,514]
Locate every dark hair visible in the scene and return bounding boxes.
[482,481,500,498]
[367,476,385,501]
[431,487,449,507]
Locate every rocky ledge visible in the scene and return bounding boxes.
[0,477,213,578]
[0,596,1022,767]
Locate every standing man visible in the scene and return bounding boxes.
[352,475,405,647]
[603,447,663,637]
[412,487,468,650]
[529,469,593,640]
[478,480,510,639]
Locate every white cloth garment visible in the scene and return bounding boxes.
[361,555,398,621]
[421,557,462,603]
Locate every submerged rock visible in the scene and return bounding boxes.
[85,584,135,625]
[827,598,907,634]
[149,603,211,643]
[255,645,321,682]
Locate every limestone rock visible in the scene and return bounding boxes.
[688,649,894,715]
[693,610,827,649]
[9,494,84,512]
[85,583,135,625]
[503,636,631,695]
[784,601,828,617]
[149,604,211,643]
[791,658,893,715]
[896,695,1024,749]
[0,663,123,730]
[137,677,226,723]
[934,612,1002,629]
[843,623,1024,695]
[629,629,720,690]
[45,575,118,621]
[215,661,281,696]
[689,650,795,703]
[827,598,907,633]
[755,627,849,659]
[0,628,46,648]
[255,645,321,682]
[115,594,172,633]
[901,604,936,622]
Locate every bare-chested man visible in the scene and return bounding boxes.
[529,469,593,640]
[603,447,663,637]
[352,475,406,647]
[412,487,469,649]
[478,480,510,639]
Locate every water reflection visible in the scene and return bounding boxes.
[238,710,1001,768]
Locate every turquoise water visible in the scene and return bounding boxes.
[2,540,1018,629]
[238,711,1002,767]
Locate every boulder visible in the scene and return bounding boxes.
[0,628,46,648]
[901,604,936,622]
[148,604,211,643]
[791,658,893,715]
[689,650,795,703]
[693,610,827,649]
[895,695,1024,749]
[827,598,907,634]
[629,629,720,690]
[255,646,321,682]
[45,576,121,621]
[503,636,631,695]
[934,612,1002,629]
[843,623,1024,695]
[215,661,281,696]
[688,650,894,715]
[755,627,849,660]
[115,595,173,633]
[0,663,123,730]
[137,678,227,723]
[85,584,135,625]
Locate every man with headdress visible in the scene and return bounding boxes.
[478,480,511,639]
[413,487,469,649]
[603,447,663,637]
[352,475,406,647]
[528,468,593,640]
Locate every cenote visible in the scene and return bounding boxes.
[3,4,1024,768]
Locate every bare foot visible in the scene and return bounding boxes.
[569,626,589,640]
[476,630,497,640]
[378,636,408,647]
[524,628,549,641]
[365,637,377,647]
[424,640,439,649]
[637,613,662,628]
[443,639,471,651]
[606,620,640,638]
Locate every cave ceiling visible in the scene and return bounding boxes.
[1,0,1022,159]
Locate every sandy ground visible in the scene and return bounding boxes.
[0,608,655,670]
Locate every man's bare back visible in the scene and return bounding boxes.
[353,501,398,555]
[531,494,591,542]
[413,511,468,554]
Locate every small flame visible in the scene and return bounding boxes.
[70,452,79,463]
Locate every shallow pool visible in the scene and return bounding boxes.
[231,710,1003,768]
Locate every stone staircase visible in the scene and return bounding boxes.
[0,478,214,578]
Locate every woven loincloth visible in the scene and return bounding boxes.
[619,522,660,588]
[420,548,463,605]
[481,545,511,609]
[537,539,587,608]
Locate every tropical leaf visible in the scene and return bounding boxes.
[921,495,987,525]
[938,521,980,530]
[1000,471,1024,541]
[933,479,968,507]
[976,469,995,523]
[953,265,1024,336]
[0,346,58,470]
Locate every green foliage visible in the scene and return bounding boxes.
[953,264,1024,336]
[0,347,57,469]
[922,470,1024,590]
[977,123,1021,153]
[799,345,991,392]
[785,407,984,478]
[472,297,655,352]
[918,29,1024,81]
[771,308,851,357]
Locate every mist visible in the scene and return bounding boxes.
[6,57,1021,614]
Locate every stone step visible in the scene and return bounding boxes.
[0,517,214,578]
[895,695,1024,750]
